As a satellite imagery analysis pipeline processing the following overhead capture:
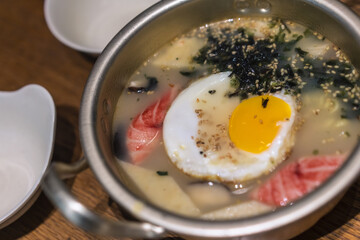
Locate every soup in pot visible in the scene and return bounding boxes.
[112,18,360,219]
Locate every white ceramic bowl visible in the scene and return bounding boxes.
[0,85,55,229]
[44,0,160,54]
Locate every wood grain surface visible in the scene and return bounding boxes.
[0,0,359,239]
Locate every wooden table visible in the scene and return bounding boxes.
[0,0,359,239]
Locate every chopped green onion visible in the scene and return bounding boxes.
[156,171,168,176]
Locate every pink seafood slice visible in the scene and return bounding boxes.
[126,87,179,164]
[251,155,346,206]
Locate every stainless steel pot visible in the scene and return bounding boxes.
[42,0,360,239]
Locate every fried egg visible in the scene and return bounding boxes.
[163,72,297,182]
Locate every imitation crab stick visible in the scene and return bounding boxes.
[251,155,346,206]
[126,87,179,164]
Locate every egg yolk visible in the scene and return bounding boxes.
[229,95,291,154]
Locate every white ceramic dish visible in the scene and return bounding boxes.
[0,84,55,229]
[44,0,160,54]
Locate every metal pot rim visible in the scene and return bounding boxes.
[80,0,360,237]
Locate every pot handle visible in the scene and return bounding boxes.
[42,157,165,239]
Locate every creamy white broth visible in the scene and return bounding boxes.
[113,18,360,218]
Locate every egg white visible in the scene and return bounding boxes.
[163,72,297,182]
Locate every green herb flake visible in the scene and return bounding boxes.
[230,77,240,89]
[275,32,286,43]
[283,46,292,52]
[247,31,255,38]
[294,35,304,42]
[304,28,313,37]
[345,131,351,137]
[268,19,278,29]
[180,70,197,77]
[262,97,270,108]
[295,47,308,58]
[280,19,291,34]
[326,60,337,66]
[313,149,319,155]
[156,171,168,176]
